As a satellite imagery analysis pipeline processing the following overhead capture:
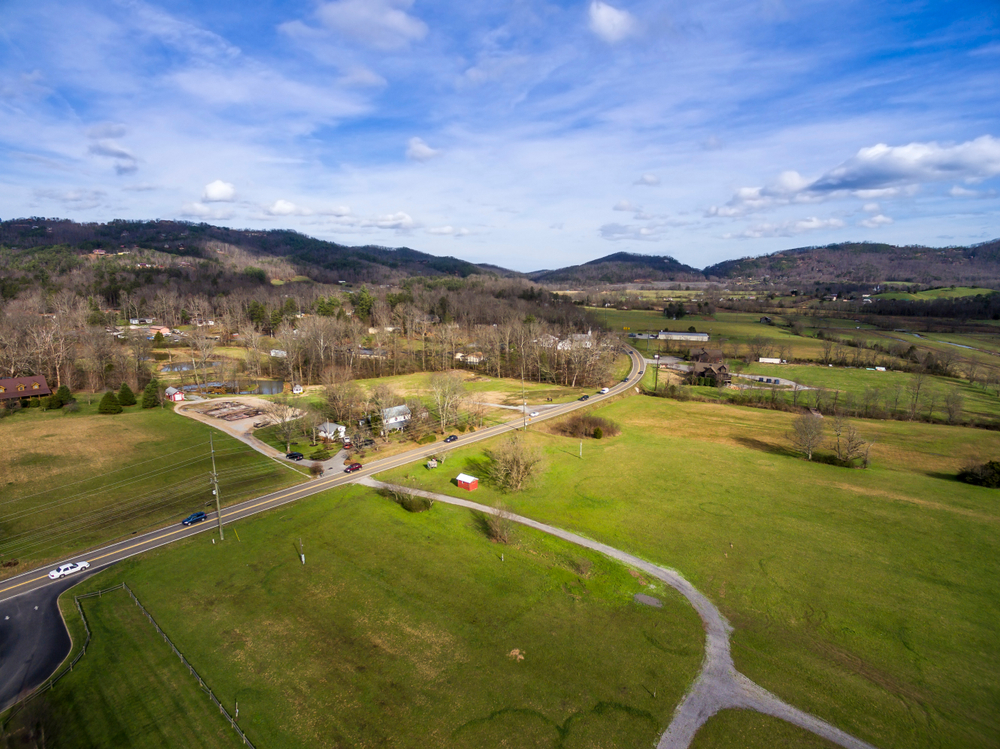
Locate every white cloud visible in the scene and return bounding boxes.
[302,0,427,51]
[599,222,662,241]
[613,200,639,212]
[86,122,126,139]
[371,212,415,230]
[35,188,106,210]
[860,214,893,228]
[810,136,1000,192]
[588,1,636,44]
[634,173,660,186]
[266,199,312,216]
[406,137,441,162]
[427,225,470,236]
[726,217,844,239]
[179,201,234,220]
[202,180,236,202]
[862,202,880,212]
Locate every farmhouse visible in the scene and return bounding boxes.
[318,421,346,441]
[381,405,411,431]
[691,362,731,385]
[689,347,724,364]
[0,376,52,402]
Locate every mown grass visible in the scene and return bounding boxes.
[2,591,246,749]
[43,485,704,748]
[0,402,302,577]
[378,396,1000,749]
[735,362,1000,421]
[875,287,996,301]
[689,709,840,748]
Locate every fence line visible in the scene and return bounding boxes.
[2,583,256,748]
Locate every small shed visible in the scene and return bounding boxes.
[164,386,184,402]
[456,473,478,491]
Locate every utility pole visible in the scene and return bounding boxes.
[654,354,660,390]
[209,434,224,541]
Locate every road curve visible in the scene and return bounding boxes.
[0,349,643,710]
[361,477,878,749]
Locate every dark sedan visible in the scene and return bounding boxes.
[182,511,207,526]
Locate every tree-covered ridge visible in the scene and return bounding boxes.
[528,252,705,285]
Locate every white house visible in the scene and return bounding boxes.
[381,404,412,430]
[318,421,347,440]
[164,386,184,402]
[656,331,710,342]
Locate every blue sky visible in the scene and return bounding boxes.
[1,0,998,271]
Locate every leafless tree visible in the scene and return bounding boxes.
[487,433,541,492]
[262,394,302,453]
[906,372,927,420]
[832,416,867,463]
[485,500,516,544]
[789,413,824,461]
[429,371,466,433]
[944,388,964,424]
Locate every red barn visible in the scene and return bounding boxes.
[456,473,478,491]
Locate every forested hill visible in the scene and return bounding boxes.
[702,240,1000,287]
[0,218,495,285]
[528,252,705,285]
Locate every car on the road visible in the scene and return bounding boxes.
[286,451,304,461]
[578,394,590,401]
[639,370,644,375]
[599,387,610,394]
[344,462,363,473]
[528,411,539,417]
[182,511,207,526]
[444,435,458,443]
[48,561,90,580]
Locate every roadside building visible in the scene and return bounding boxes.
[456,473,479,491]
[164,386,185,402]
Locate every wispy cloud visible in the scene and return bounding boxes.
[406,137,441,162]
[588,1,636,44]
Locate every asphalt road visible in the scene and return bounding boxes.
[0,348,642,712]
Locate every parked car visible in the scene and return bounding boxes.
[182,511,207,526]
[578,394,590,401]
[286,451,304,461]
[599,387,610,394]
[48,561,90,580]
[444,435,458,443]
[344,462,363,473]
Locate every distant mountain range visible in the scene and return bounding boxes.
[2,218,998,289]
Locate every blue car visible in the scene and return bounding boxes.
[182,511,207,526]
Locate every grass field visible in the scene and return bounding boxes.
[2,590,247,749]
[0,402,302,578]
[735,362,1000,422]
[875,287,996,301]
[36,485,704,748]
[378,396,1000,749]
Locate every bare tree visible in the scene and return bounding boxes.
[485,500,515,544]
[789,413,824,461]
[907,372,927,420]
[487,433,541,492]
[429,371,466,433]
[262,394,302,453]
[832,416,867,463]
[944,388,964,425]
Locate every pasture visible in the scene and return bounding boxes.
[32,484,704,748]
[0,402,301,578]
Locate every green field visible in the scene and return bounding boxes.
[735,363,1000,422]
[0,402,302,577]
[875,287,996,301]
[28,485,704,748]
[379,397,1000,749]
[2,590,247,748]
[10,387,1000,748]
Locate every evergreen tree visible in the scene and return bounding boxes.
[118,382,137,406]
[141,381,160,409]
[55,385,74,407]
[98,391,123,414]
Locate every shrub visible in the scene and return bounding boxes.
[98,391,123,414]
[55,385,74,406]
[400,495,434,513]
[456,423,467,433]
[141,381,160,408]
[958,460,1000,488]
[558,414,621,439]
[118,382,137,406]
[417,433,437,445]
[310,449,331,461]
[26,398,41,408]
[63,401,79,413]
[309,462,325,477]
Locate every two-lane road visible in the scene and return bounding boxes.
[0,347,642,710]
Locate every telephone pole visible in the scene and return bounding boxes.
[210,434,224,541]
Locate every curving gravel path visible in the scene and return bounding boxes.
[360,477,878,749]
